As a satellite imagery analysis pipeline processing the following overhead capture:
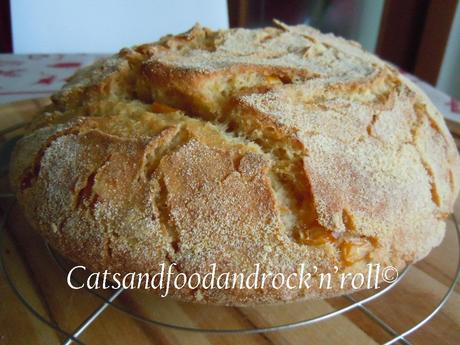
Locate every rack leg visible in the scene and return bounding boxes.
[62,288,124,345]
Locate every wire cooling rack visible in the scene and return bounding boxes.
[0,122,459,345]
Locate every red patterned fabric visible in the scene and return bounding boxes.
[0,54,106,103]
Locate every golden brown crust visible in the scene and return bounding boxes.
[9,23,460,305]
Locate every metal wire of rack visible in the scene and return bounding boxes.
[0,122,459,345]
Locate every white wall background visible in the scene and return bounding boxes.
[11,0,229,53]
[437,4,460,99]
[353,0,384,52]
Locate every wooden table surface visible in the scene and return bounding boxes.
[0,98,459,345]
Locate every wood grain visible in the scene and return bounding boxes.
[0,98,459,345]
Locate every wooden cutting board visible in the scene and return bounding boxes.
[0,98,459,345]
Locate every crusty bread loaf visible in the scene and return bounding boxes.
[9,22,460,305]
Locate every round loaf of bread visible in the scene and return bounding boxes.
[10,22,460,305]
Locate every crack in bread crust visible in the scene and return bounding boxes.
[9,23,460,305]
